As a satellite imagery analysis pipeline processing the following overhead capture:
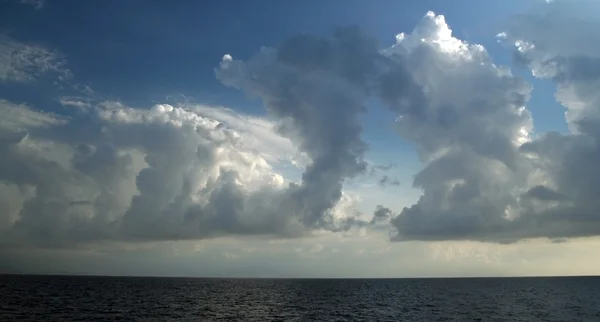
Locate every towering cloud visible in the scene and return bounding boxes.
[373,12,534,242]
[0,100,314,248]
[3,2,600,250]
[217,27,401,230]
[214,12,547,243]
[497,0,600,240]
[386,3,600,243]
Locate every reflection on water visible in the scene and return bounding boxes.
[1,275,599,321]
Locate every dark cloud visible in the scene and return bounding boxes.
[0,23,421,248]
[522,185,567,201]
[4,5,600,249]
[378,175,400,187]
[372,205,392,222]
[368,163,396,176]
[2,23,414,248]
[216,26,421,231]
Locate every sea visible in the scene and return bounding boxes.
[1,275,599,321]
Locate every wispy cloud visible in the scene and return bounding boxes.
[59,98,92,110]
[0,34,69,83]
[0,99,66,131]
[17,0,46,10]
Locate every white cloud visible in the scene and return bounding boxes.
[216,8,600,244]
[491,0,600,241]
[0,99,374,249]
[3,2,600,276]
[0,35,69,83]
[59,98,92,110]
[0,99,67,131]
[368,12,534,242]
[189,104,307,167]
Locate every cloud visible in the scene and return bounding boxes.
[4,5,600,249]
[0,99,67,131]
[490,0,600,241]
[368,163,395,176]
[189,104,307,167]
[378,175,400,187]
[383,5,600,243]
[354,12,532,243]
[216,27,379,230]
[1,24,420,248]
[215,22,445,235]
[522,185,567,201]
[17,0,46,10]
[0,98,375,249]
[59,98,92,111]
[0,35,69,83]
[372,205,392,223]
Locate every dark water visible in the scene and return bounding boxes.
[1,275,600,321]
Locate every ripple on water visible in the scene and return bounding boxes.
[1,276,600,321]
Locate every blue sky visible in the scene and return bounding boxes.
[1,0,569,184]
[0,0,567,174]
[2,0,600,277]
[0,0,565,126]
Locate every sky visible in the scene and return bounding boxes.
[1,0,600,278]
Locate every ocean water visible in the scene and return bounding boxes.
[1,275,599,321]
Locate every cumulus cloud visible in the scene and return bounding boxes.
[0,35,69,83]
[494,0,600,240]
[366,12,533,243]
[1,23,420,248]
[189,104,307,167]
[0,100,310,248]
[4,4,600,249]
[0,99,67,131]
[207,6,600,244]
[216,27,380,230]
[382,4,600,243]
[0,94,380,249]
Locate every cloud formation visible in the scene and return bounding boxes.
[17,0,46,10]
[216,27,422,232]
[370,12,535,243]
[496,0,600,240]
[215,7,600,243]
[2,2,600,249]
[378,175,400,187]
[385,3,600,243]
[0,100,325,248]
[0,35,68,83]
[2,25,407,249]
[214,12,553,242]
[216,29,376,230]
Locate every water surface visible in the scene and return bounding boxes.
[1,275,599,321]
